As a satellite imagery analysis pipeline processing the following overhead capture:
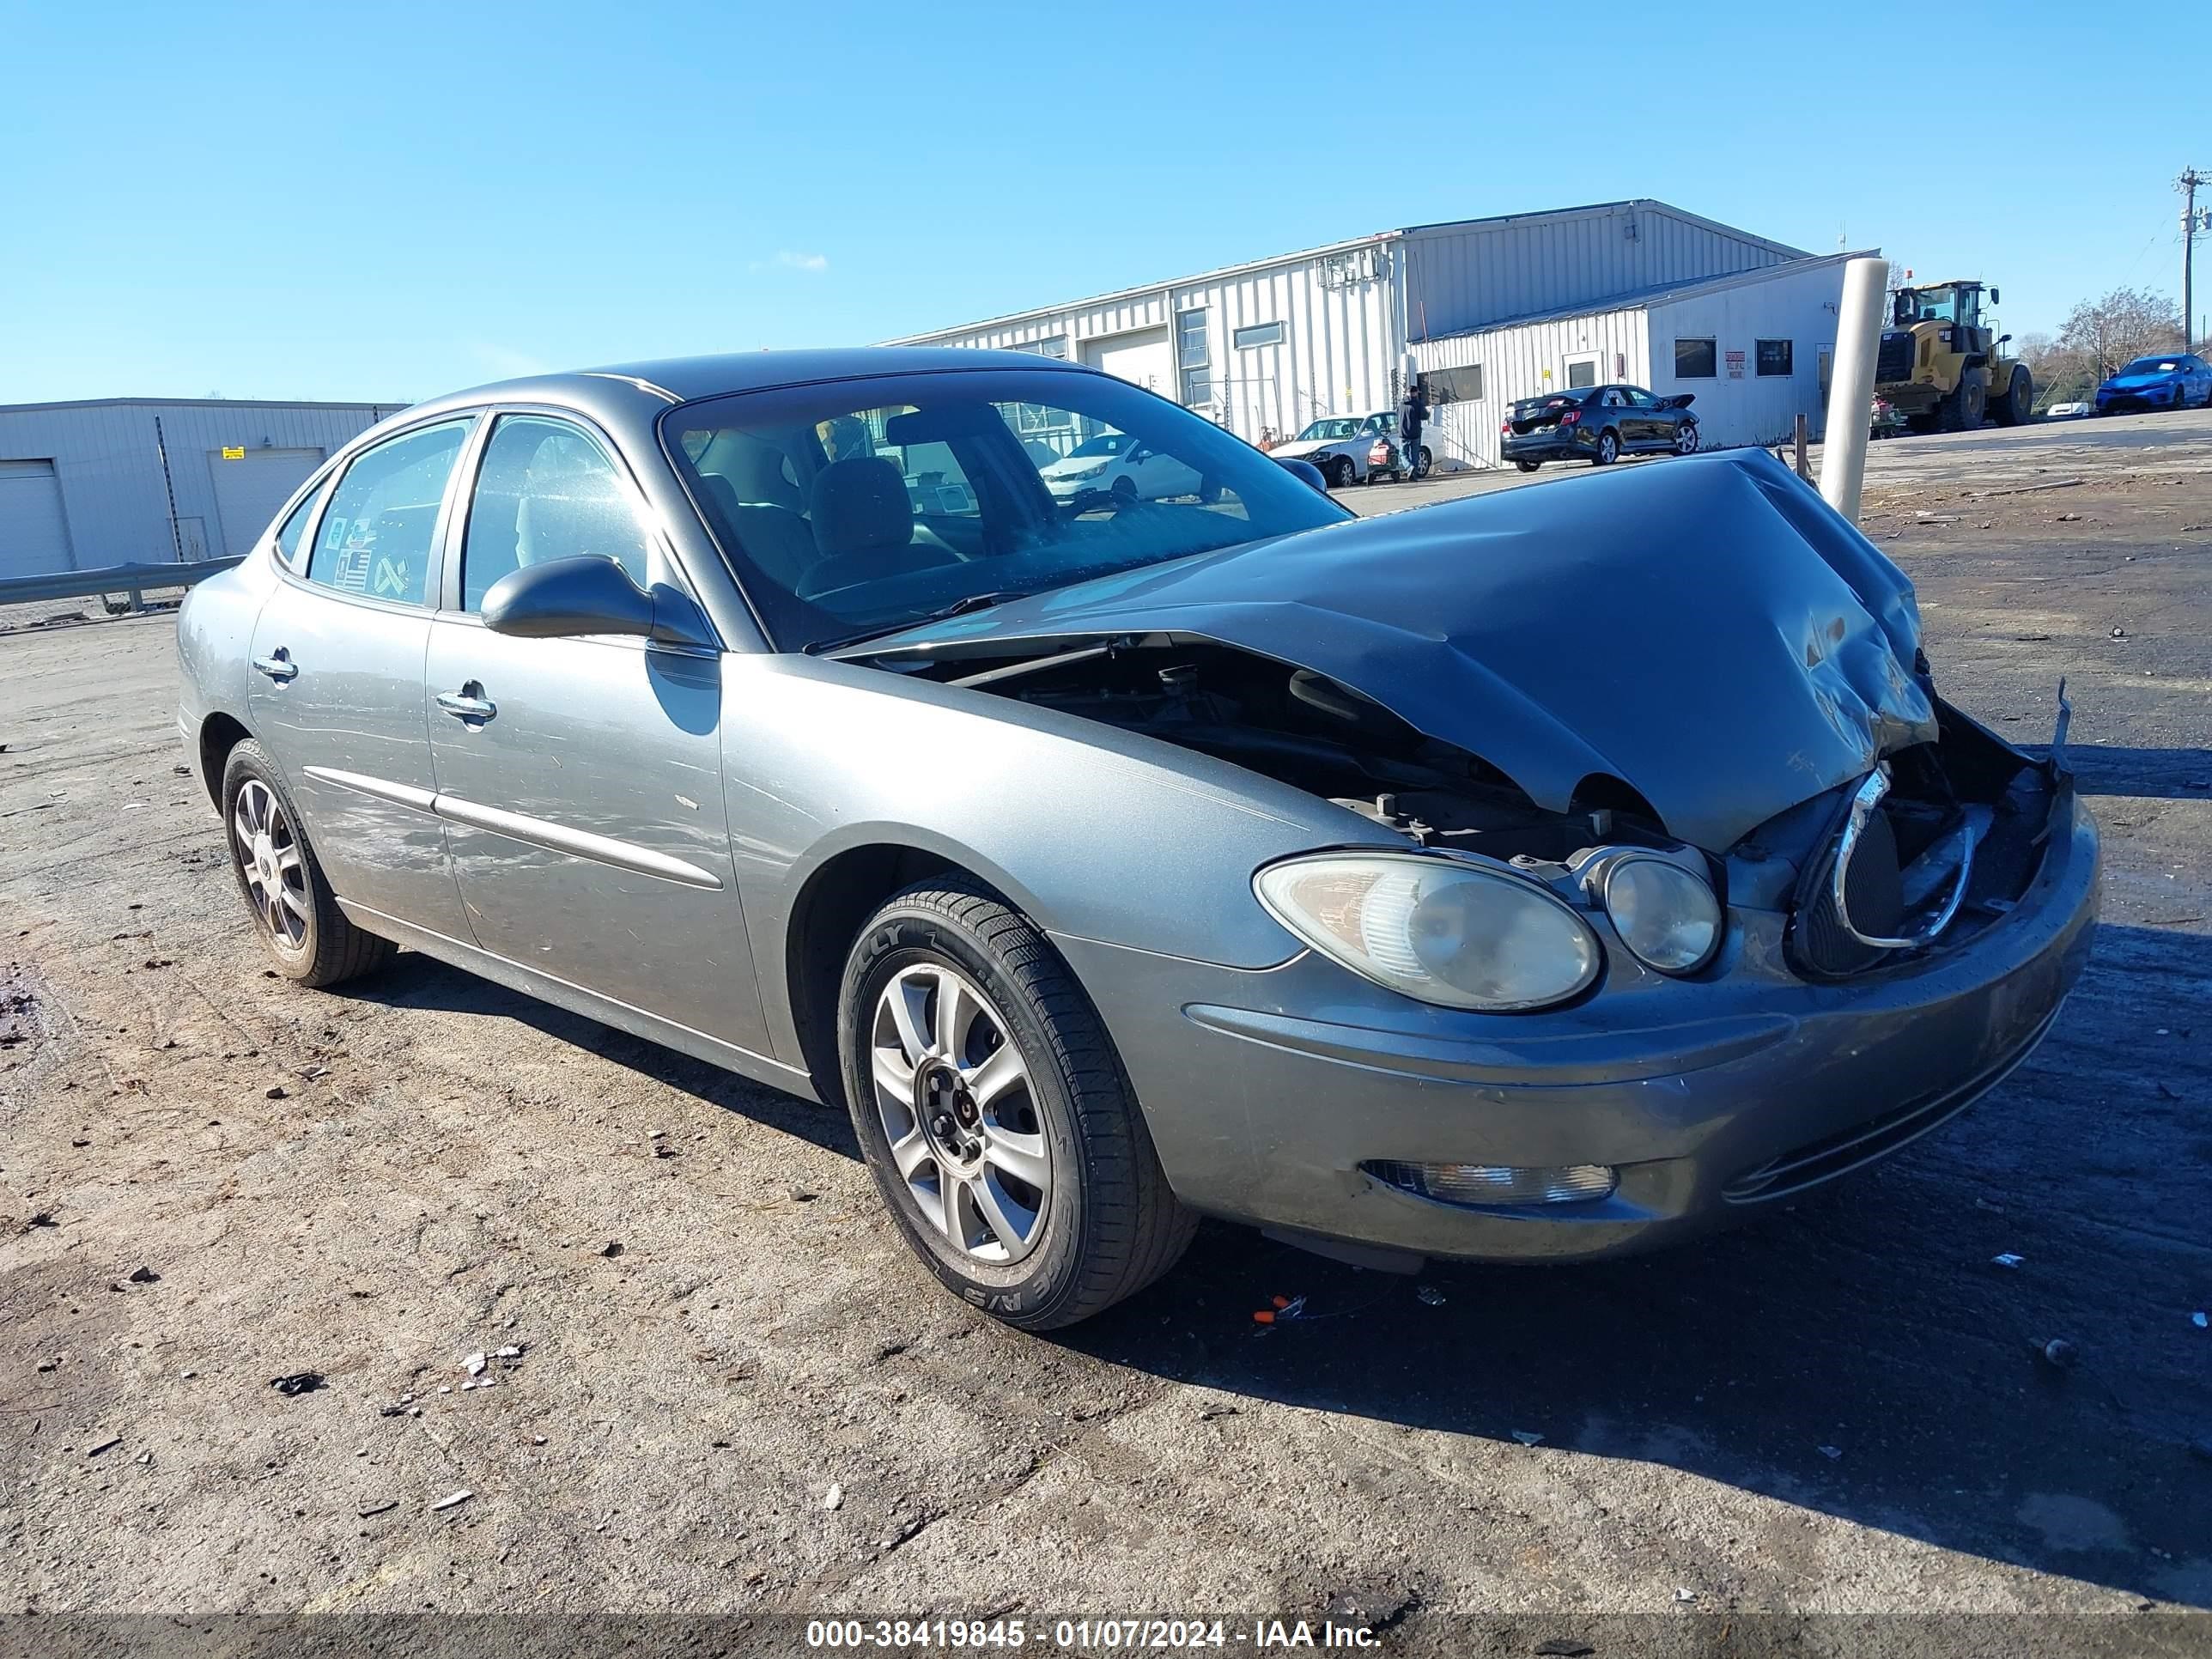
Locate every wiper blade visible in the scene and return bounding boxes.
[811,591,1030,655]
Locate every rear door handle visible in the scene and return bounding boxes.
[252,649,298,683]
[436,684,496,724]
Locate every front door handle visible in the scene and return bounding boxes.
[252,649,298,683]
[436,683,496,724]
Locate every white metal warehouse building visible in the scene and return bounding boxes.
[890,200,1871,471]
[0,398,397,580]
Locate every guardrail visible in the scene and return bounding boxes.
[0,557,242,614]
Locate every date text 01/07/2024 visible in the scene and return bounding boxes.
[804,1618,1385,1650]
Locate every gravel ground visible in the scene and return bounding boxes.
[3,422,2209,1654]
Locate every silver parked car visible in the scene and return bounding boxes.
[1267,412,1424,488]
[177,349,2100,1329]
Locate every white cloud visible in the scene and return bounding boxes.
[775,249,829,273]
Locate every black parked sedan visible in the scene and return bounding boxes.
[1503,384,1699,471]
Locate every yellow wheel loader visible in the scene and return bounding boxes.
[1874,281,2032,434]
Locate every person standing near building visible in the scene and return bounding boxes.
[1397,379,1429,479]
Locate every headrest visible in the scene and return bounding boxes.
[809,457,913,557]
[721,436,802,511]
[693,470,743,533]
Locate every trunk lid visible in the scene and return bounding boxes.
[1506,393,1586,436]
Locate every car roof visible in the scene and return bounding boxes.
[405,347,1091,417]
[365,347,1109,455]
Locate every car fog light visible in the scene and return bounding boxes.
[1363,1159,1618,1206]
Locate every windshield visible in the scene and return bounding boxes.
[2119,357,2179,375]
[1901,289,1960,324]
[663,368,1350,652]
[1295,419,1359,441]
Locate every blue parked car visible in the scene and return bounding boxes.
[2094,352,2211,415]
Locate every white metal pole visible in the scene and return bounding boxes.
[1820,256,1887,522]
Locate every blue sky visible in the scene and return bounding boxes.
[3,1,2203,404]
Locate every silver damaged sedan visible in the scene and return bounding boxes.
[175,350,2100,1328]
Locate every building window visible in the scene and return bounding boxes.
[1177,309,1212,409]
[1425,364,1483,404]
[1232,320,1284,349]
[1012,335,1066,359]
[1565,359,1597,389]
[1756,338,1794,377]
[1674,338,1718,379]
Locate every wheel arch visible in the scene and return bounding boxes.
[781,833,1052,1106]
[198,710,252,810]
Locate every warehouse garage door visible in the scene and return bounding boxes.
[209,447,324,557]
[1082,327,1173,398]
[0,459,74,579]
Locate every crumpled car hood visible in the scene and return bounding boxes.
[851,447,1937,853]
[1269,439,1344,460]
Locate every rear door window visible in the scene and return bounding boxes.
[273,481,326,567]
[307,421,472,605]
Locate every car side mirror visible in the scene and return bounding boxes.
[1997,333,2012,348]
[1273,456,1329,495]
[1990,287,2000,305]
[482,556,714,648]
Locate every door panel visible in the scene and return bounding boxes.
[422,624,768,1053]
[244,416,476,935]
[246,583,467,934]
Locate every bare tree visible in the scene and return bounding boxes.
[2014,330,2097,408]
[2055,288,2186,384]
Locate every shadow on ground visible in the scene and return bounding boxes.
[346,959,862,1162]
[344,921,2211,1608]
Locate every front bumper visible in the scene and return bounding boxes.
[1057,785,2100,1265]
[2097,386,2179,412]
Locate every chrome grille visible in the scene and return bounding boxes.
[1789,794,1904,979]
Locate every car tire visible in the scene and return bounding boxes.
[837,877,1197,1331]
[1328,457,1356,489]
[1593,430,1620,465]
[221,738,394,988]
[1515,459,1540,473]
[1109,476,1138,504]
[1674,422,1701,456]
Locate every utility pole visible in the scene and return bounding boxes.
[2182,167,2208,352]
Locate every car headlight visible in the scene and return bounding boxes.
[1064,463,1107,482]
[1597,854,1722,974]
[1255,853,1601,1012]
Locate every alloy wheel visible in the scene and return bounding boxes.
[231,779,309,951]
[1676,424,1699,455]
[870,963,1051,1264]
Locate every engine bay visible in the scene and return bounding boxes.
[898,635,2061,975]
[941,637,1686,865]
